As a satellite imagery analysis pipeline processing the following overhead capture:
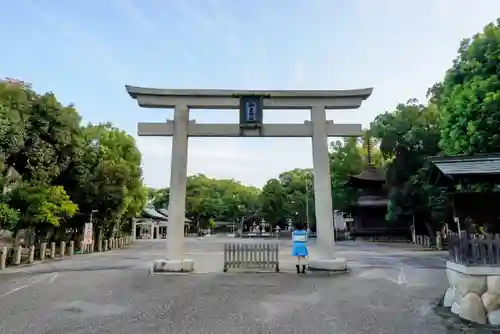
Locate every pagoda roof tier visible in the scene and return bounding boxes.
[347,165,385,188]
[352,195,389,208]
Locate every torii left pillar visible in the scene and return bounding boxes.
[160,104,194,271]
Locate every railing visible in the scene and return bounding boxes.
[223,243,279,272]
[448,232,500,266]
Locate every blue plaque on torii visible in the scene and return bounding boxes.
[239,96,263,127]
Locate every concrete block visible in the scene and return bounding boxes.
[69,241,74,256]
[28,245,35,263]
[308,257,348,272]
[40,243,47,261]
[0,246,7,269]
[60,241,66,257]
[50,242,56,258]
[151,259,195,273]
[14,246,21,265]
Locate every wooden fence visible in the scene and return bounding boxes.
[415,235,433,248]
[223,243,279,272]
[448,232,500,266]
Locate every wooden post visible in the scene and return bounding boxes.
[40,243,47,261]
[0,247,7,270]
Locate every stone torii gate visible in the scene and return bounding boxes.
[127,85,373,272]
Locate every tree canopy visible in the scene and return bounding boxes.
[0,79,148,241]
[438,19,500,155]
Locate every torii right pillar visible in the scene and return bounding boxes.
[308,104,347,271]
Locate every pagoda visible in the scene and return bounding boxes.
[347,139,407,240]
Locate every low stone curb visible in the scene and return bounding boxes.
[0,236,135,272]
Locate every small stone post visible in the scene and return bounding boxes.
[40,243,47,261]
[50,242,56,258]
[69,241,74,256]
[104,239,108,251]
[28,245,35,264]
[0,247,7,270]
[436,231,443,250]
[14,246,21,265]
[60,241,66,258]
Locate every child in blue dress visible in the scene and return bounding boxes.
[292,221,308,274]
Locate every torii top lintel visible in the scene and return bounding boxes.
[125,85,374,110]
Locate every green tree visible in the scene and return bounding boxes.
[6,183,78,234]
[151,188,169,209]
[61,123,147,237]
[0,78,148,244]
[438,19,500,155]
[0,203,20,231]
[329,137,366,212]
[260,178,287,226]
[0,80,27,177]
[174,174,261,229]
[370,99,448,236]
[1,83,82,184]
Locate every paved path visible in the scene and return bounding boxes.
[0,237,452,333]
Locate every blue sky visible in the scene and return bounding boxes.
[1,1,499,188]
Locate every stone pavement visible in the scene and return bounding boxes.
[0,237,456,333]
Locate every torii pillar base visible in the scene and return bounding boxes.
[308,258,347,272]
[151,258,195,274]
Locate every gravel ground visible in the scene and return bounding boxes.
[0,237,459,333]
